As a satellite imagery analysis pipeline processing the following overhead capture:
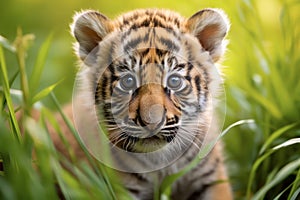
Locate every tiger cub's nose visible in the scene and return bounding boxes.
[140,103,165,131]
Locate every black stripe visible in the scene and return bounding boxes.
[110,74,119,83]
[143,31,150,43]
[189,156,221,183]
[121,28,134,41]
[152,17,166,28]
[184,75,191,82]
[140,19,150,27]
[95,75,108,104]
[187,63,193,74]
[132,173,148,182]
[174,115,179,123]
[155,48,167,58]
[167,56,178,68]
[173,18,181,27]
[108,63,115,74]
[156,12,167,21]
[174,63,186,71]
[186,183,212,200]
[164,87,171,96]
[128,188,140,196]
[123,36,143,51]
[186,158,221,200]
[195,75,201,95]
[139,48,151,58]
[101,75,108,99]
[95,86,101,104]
[170,152,220,199]
[200,158,220,179]
[159,37,179,52]
[115,64,130,72]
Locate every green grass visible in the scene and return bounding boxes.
[0,33,130,200]
[1,0,300,199]
[223,0,300,199]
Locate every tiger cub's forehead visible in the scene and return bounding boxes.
[115,9,186,30]
[110,9,192,65]
[115,27,189,65]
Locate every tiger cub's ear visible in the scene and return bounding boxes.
[71,10,113,63]
[186,9,230,62]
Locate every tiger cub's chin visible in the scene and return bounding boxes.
[69,8,233,200]
[132,136,169,153]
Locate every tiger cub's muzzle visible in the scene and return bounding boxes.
[128,83,181,135]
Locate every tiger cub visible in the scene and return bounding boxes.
[68,8,232,199]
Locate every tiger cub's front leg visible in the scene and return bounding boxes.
[171,143,232,200]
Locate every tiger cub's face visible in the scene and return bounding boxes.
[72,9,229,154]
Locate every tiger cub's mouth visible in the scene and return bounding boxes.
[109,114,179,152]
[114,127,177,153]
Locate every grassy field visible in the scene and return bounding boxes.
[1,0,300,199]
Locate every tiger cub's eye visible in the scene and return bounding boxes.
[120,74,136,90]
[167,74,183,90]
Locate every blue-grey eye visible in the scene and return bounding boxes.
[167,74,183,90]
[120,74,136,90]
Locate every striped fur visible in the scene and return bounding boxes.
[71,8,232,199]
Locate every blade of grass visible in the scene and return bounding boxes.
[29,34,53,95]
[246,138,300,199]
[273,183,293,200]
[252,158,300,200]
[9,70,19,87]
[259,122,299,154]
[41,107,77,163]
[32,80,62,104]
[0,35,16,52]
[52,161,89,200]
[272,138,300,150]
[49,92,118,200]
[76,163,114,200]
[290,187,300,200]
[288,167,300,200]
[0,45,21,142]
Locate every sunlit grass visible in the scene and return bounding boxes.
[0,34,130,200]
[223,0,300,199]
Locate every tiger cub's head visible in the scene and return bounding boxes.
[71,9,229,154]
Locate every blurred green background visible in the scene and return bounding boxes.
[1,0,300,199]
[0,0,293,104]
